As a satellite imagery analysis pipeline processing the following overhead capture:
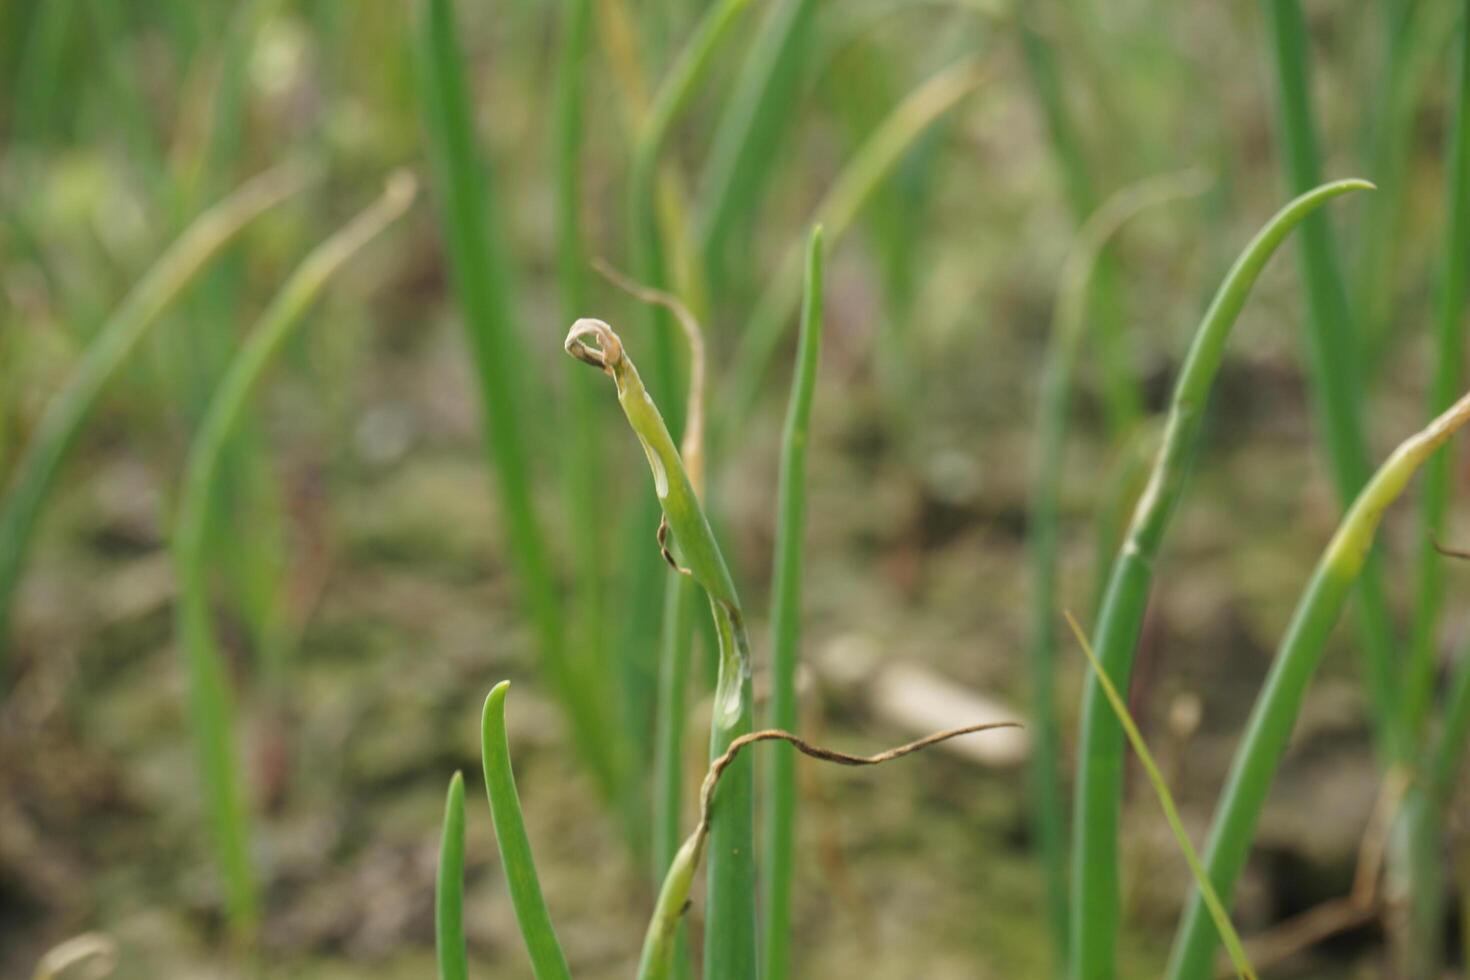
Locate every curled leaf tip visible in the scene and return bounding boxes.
[564,318,623,374]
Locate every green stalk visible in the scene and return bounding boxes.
[1165,389,1470,980]
[174,175,415,939]
[1259,0,1400,756]
[762,225,824,980]
[1068,178,1372,980]
[481,682,574,980]
[414,0,619,800]
[1030,172,1206,967]
[1406,0,1470,741]
[620,0,754,809]
[722,57,983,428]
[1017,5,1139,438]
[564,320,756,980]
[553,0,620,813]
[0,163,308,671]
[1066,615,1257,980]
[595,265,708,980]
[1355,0,1421,363]
[437,772,469,980]
[697,0,818,297]
[629,0,754,408]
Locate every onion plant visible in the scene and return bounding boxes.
[173,173,416,939]
[437,771,468,980]
[619,0,756,788]
[413,0,622,806]
[0,162,310,673]
[481,682,573,979]
[1028,170,1207,966]
[1065,613,1257,980]
[1257,0,1398,755]
[565,317,756,979]
[1069,177,1372,979]
[1166,388,1470,979]
[453,675,1015,980]
[762,225,824,980]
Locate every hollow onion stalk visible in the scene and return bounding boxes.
[481,682,574,980]
[1030,171,1207,966]
[1166,388,1470,980]
[1406,0,1470,741]
[437,771,468,980]
[1258,0,1400,756]
[413,0,620,800]
[564,319,756,980]
[762,225,824,980]
[1068,178,1372,979]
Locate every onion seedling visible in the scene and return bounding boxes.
[1166,388,1470,980]
[762,225,824,980]
[1069,178,1372,979]
[437,772,468,980]
[413,0,622,804]
[1029,170,1208,965]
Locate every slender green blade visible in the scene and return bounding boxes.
[480,682,574,980]
[413,0,618,800]
[1166,390,1470,980]
[437,772,469,980]
[762,225,823,980]
[1069,178,1372,980]
[1030,171,1207,968]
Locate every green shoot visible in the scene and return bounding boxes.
[762,224,824,980]
[481,682,573,980]
[1064,613,1257,980]
[1166,388,1470,980]
[413,0,621,802]
[1406,0,1470,741]
[1069,178,1372,979]
[1029,170,1208,964]
[564,318,755,980]
[438,772,468,980]
[1258,0,1399,757]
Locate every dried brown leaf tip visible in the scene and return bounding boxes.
[564,318,623,374]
